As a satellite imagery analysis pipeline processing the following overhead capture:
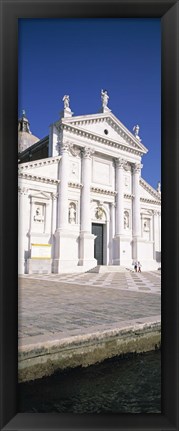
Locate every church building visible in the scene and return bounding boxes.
[18,91,161,274]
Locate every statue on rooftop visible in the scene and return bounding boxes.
[133,124,141,141]
[63,95,70,109]
[101,89,109,108]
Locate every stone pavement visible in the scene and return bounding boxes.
[18,271,161,346]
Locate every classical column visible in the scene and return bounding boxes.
[81,147,94,233]
[115,158,126,235]
[79,146,97,269]
[57,142,70,229]
[53,143,70,273]
[132,163,142,237]
[132,162,142,260]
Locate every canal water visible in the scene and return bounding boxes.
[19,350,161,413]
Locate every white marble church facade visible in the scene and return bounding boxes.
[18,91,161,274]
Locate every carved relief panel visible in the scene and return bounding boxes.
[124,174,131,193]
[124,210,130,230]
[69,160,80,182]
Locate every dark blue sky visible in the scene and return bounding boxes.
[18,18,161,189]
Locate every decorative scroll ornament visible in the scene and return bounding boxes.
[69,144,81,157]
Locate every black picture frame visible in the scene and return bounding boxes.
[0,0,178,430]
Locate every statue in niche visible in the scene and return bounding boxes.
[124,211,129,229]
[101,89,109,108]
[63,95,70,109]
[143,219,150,232]
[34,206,44,222]
[69,203,76,224]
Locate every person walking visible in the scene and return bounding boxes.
[138,261,142,272]
[134,261,138,272]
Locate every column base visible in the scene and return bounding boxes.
[112,235,132,265]
[53,229,80,273]
[79,232,97,271]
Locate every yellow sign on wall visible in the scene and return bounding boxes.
[31,243,52,259]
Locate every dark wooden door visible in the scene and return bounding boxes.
[92,223,103,265]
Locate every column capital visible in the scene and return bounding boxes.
[132,162,143,173]
[115,158,127,169]
[110,201,116,208]
[18,186,28,195]
[82,146,95,159]
[52,192,58,201]
[60,141,71,154]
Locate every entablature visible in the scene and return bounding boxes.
[18,172,60,185]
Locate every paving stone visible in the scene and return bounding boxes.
[18,271,161,346]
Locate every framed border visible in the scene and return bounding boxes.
[0,1,178,430]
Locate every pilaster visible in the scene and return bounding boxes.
[113,158,126,265]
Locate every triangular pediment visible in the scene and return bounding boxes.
[140,178,161,202]
[60,112,148,155]
[18,156,61,180]
[29,191,51,200]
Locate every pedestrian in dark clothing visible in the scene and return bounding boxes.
[138,261,142,272]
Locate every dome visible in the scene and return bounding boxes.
[18,110,39,153]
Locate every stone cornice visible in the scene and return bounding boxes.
[140,177,161,201]
[124,193,160,205]
[140,197,161,205]
[60,122,145,156]
[91,187,117,196]
[18,172,60,185]
[18,156,61,172]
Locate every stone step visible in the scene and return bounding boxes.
[87,265,129,273]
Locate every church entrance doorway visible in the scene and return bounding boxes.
[92,223,103,265]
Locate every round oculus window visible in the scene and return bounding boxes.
[104,129,109,135]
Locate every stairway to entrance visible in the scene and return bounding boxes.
[87,265,129,273]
